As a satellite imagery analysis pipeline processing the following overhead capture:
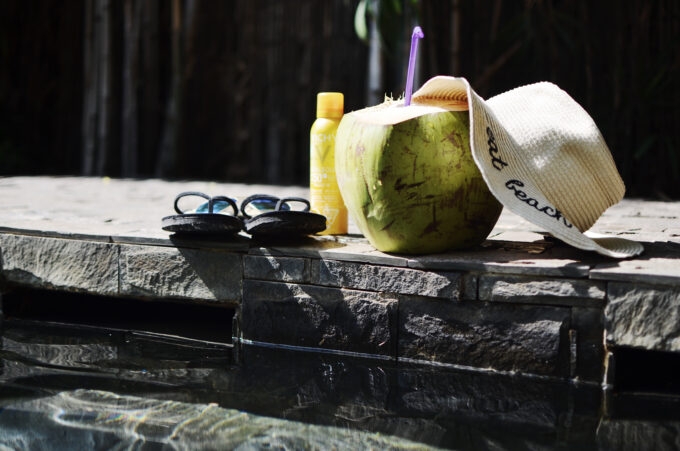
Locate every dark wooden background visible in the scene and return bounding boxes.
[1,0,678,198]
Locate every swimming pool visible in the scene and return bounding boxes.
[0,302,678,449]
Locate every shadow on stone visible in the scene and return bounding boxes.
[241,280,397,357]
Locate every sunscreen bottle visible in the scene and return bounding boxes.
[310,92,347,234]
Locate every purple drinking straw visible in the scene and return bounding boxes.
[404,26,424,106]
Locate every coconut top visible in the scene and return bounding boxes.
[349,93,469,126]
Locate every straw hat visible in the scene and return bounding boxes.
[410,76,643,258]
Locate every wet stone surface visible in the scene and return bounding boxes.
[597,420,680,451]
[10,320,680,450]
[0,320,613,451]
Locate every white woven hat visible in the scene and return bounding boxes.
[410,76,643,258]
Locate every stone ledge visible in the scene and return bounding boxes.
[478,275,606,307]
[119,245,241,304]
[0,234,118,296]
[405,243,594,278]
[248,242,410,267]
[590,242,680,286]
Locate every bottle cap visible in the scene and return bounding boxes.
[316,92,344,119]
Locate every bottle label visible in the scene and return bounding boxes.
[310,131,347,234]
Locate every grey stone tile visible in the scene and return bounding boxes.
[119,245,241,304]
[605,282,680,352]
[241,280,397,357]
[111,233,251,252]
[0,226,112,243]
[250,241,410,267]
[590,242,680,285]
[0,233,118,295]
[318,244,411,267]
[590,216,678,234]
[248,239,351,258]
[603,199,680,218]
[313,259,461,299]
[487,231,551,244]
[478,275,605,307]
[244,255,310,283]
[0,177,315,244]
[398,296,571,376]
[664,227,680,236]
[406,243,593,278]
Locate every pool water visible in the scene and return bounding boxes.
[0,317,679,450]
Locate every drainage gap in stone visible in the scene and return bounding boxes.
[2,288,234,344]
[612,347,680,396]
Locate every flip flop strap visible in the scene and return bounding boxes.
[240,194,280,219]
[275,197,310,212]
[174,191,209,214]
[173,191,237,215]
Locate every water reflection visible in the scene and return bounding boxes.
[0,320,678,450]
[2,389,434,450]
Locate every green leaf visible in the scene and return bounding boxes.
[354,0,369,42]
[389,0,402,15]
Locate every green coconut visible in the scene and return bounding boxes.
[335,100,502,254]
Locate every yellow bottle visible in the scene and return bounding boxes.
[310,92,347,235]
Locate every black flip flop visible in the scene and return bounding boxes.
[162,191,243,235]
[240,194,326,237]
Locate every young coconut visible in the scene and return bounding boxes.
[335,26,500,254]
[335,100,502,254]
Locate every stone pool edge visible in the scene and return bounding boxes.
[1,230,678,386]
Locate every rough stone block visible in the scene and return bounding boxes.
[399,296,570,376]
[314,259,461,299]
[605,283,680,352]
[394,364,573,431]
[0,234,118,295]
[478,275,605,306]
[119,245,241,303]
[242,280,397,356]
[243,255,310,283]
[235,345,392,420]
